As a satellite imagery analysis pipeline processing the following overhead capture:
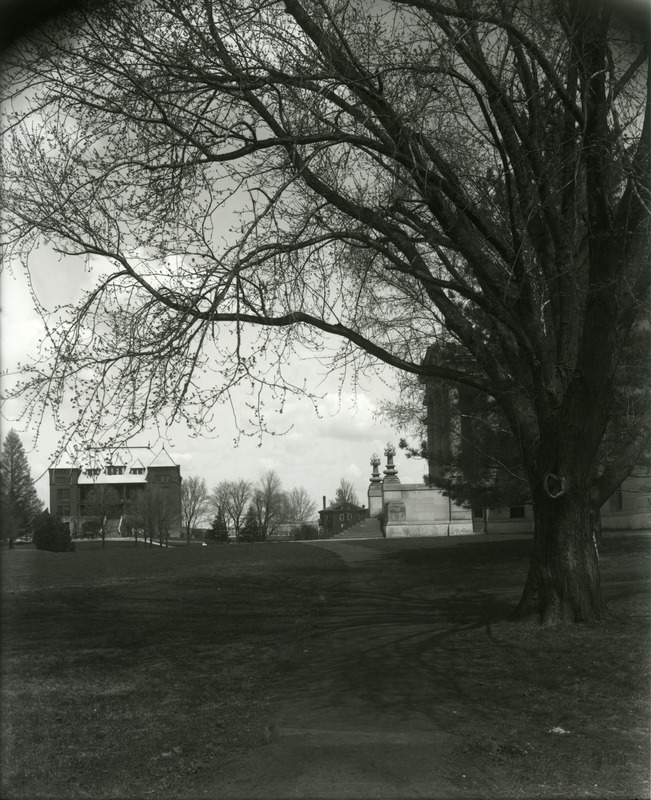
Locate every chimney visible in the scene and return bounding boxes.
[323,495,326,509]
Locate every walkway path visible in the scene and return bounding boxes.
[208,539,495,799]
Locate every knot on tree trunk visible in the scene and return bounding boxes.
[543,472,566,498]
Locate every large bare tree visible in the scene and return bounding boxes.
[1,0,649,622]
[253,470,285,540]
[180,475,210,544]
[284,486,318,526]
[330,478,360,507]
[212,479,251,540]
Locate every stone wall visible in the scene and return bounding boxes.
[372,479,473,538]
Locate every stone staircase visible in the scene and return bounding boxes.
[332,517,383,540]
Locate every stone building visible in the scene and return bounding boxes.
[49,446,182,537]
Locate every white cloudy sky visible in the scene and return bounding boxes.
[1,251,427,515]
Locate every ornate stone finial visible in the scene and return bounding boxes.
[370,453,382,483]
[384,443,398,477]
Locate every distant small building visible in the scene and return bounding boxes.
[319,501,367,536]
[49,446,182,537]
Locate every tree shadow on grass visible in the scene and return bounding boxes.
[285,535,650,737]
[286,562,519,727]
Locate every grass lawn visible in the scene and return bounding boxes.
[1,533,649,799]
[345,533,651,798]
[1,541,345,799]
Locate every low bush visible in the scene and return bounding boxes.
[32,511,75,552]
[293,523,319,540]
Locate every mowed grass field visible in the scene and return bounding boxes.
[0,540,345,799]
[348,533,651,798]
[1,533,649,799]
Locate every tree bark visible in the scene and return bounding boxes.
[514,485,607,624]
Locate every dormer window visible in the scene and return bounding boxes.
[106,465,125,476]
[86,468,100,477]
[130,467,145,475]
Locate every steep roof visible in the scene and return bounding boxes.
[54,446,179,485]
[147,447,177,468]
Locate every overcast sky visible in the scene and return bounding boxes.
[1,253,427,515]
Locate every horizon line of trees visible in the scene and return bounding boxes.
[183,472,365,543]
[183,469,320,544]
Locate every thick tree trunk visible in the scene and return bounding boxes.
[514,486,607,625]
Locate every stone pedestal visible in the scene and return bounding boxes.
[368,483,383,517]
[367,452,384,517]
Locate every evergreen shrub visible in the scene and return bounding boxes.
[33,511,75,552]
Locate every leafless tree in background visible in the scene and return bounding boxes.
[181,475,210,545]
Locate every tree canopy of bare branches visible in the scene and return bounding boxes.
[181,475,210,544]
[284,486,318,526]
[1,0,649,622]
[253,470,285,539]
[212,479,251,540]
[330,478,360,507]
[130,486,176,546]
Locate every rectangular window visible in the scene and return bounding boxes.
[609,488,624,512]
[57,488,70,502]
[472,505,483,519]
[57,505,70,517]
[509,506,526,519]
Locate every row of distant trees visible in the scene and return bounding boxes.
[181,470,320,544]
[182,473,361,544]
